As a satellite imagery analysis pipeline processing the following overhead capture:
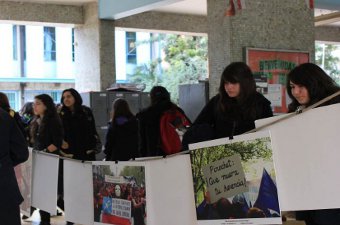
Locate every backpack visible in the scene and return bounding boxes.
[159,108,191,155]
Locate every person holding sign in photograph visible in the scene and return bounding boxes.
[190,62,273,141]
[286,63,340,225]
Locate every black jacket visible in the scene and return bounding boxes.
[59,106,98,161]
[194,92,273,139]
[32,116,63,155]
[104,117,139,161]
[0,108,28,208]
[136,100,188,157]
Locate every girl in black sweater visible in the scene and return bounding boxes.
[104,98,139,161]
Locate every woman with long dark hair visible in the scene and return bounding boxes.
[59,88,100,161]
[193,62,273,139]
[286,63,340,225]
[287,62,340,112]
[30,94,63,225]
[104,98,139,161]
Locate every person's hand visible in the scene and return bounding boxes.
[62,140,69,149]
[204,191,211,204]
[47,144,58,152]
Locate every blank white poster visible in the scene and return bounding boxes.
[64,159,93,225]
[147,154,197,225]
[31,151,59,215]
[255,103,340,211]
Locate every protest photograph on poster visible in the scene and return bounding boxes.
[246,48,309,113]
[190,131,281,225]
[92,162,146,225]
[15,149,32,216]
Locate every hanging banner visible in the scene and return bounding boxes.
[246,48,309,114]
[190,131,282,225]
[64,159,93,225]
[15,148,33,216]
[31,151,59,215]
[146,154,197,225]
[92,161,147,225]
[255,103,340,211]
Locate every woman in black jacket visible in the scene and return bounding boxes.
[30,94,63,225]
[286,63,340,225]
[59,88,100,161]
[104,98,139,161]
[193,62,273,139]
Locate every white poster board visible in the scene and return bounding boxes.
[31,151,59,215]
[64,159,93,225]
[147,154,197,225]
[255,103,340,211]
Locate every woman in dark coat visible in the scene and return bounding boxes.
[193,62,273,139]
[0,108,28,225]
[286,63,340,225]
[59,88,100,161]
[30,94,64,225]
[104,98,139,161]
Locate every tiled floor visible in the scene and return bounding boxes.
[21,209,78,225]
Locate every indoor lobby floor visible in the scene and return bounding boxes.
[21,209,80,225]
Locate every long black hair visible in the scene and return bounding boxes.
[111,98,134,122]
[0,92,11,112]
[286,63,340,111]
[218,62,256,115]
[30,94,61,144]
[60,88,84,113]
[150,86,171,106]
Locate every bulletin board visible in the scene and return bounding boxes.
[245,48,310,113]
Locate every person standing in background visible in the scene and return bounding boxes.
[136,86,190,157]
[30,94,64,225]
[59,88,101,161]
[192,62,273,139]
[0,107,29,225]
[104,98,139,161]
[19,102,34,141]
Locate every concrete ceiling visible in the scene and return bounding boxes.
[1,0,340,26]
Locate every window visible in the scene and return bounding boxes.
[44,27,56,61]
[12,25,17,60]
[2,91,19,111]
[20,25,26,61]
[72,28,75,62]
[25,90,62,104]
[126,32,137,64]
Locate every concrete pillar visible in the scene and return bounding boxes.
[75,3,115,92]
[207,0,315,96]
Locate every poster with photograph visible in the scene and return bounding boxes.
[190,131,281,225]
[92,161,147,225]
[246,48,309,113]
[15,148,33,216]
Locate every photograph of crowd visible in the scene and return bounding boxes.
[93,164,146,225]
[190,134,281,224]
